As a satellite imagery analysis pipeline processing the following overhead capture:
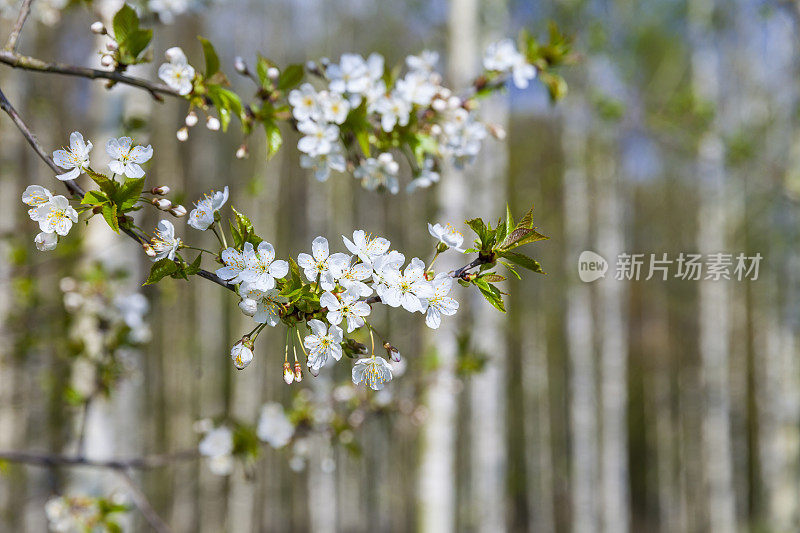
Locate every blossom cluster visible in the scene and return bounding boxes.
[45,494,127,532]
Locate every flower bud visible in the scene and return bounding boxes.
[231,338,254,370]
[430,124,442,136]
[206,116,221,131]
[100,55,114,68]
[431,98,447,112]
[308,365,320,377]
[170,205,187,217]
[267,67,280,80]
[152,198,172,210]
[439,87,452,99]
[293,362,303,383]
[447,95,462,109]
[165,47,183,63]
[176,127,189,141]
[384,343,402,362]
[151,186,170,195]
[487,123,506,140]
[305,60,317,73]
[105,42,118,52]
[234,56,248,74]
[235,144,248,159]
[142,242,157,257]
[238,298,258,317]
[90,22,106,35]
[185,111,198,127]
[283,361,294,384]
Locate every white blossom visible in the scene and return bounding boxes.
[327,53,371,95]
[320,290,371,333]
[510,55,536,89]
[354,152,399,194]
[149,0,190,24]
[483,38,535,89]
[332,257,373,297]
[428,222,465,252]
[257,403,295,448]
[106,136,153,179]
[150,220,182,261]
[35,231,58,251]
[198,426,234,476]
[34,195,77,236]
[22,185,53,220]
[158,47,195,95]
[406,50,439,72]
[188,186,229,231]
[352,356,393,390]
[395,70,438,107]
[52,131,92,181]
[342,230,390,265]
[407,158,440,192]
[296,236,349,290]
[288,83,321,122]
[216,246,247,283]
[239,241,289,291]
[300,142,346,181]
[373,93,411,132]
[319,90,351,124]
[421,273,459,329]
[303,319,343,371]
[297,120,339,157]
[380,257,434,312]
[239,286,288,326]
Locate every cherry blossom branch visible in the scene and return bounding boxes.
[116,469,172,533]
[0,449,198,470]
[0,85,235,292]
[4,0,33,52]
[0,50,179,99]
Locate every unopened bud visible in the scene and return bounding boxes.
[185,111,198,127]
[305,60,318,73]
[439,87,452,99]
[90,21,106,35]
[100,55,114,68]
[206,116,220,131]
[235,144,248,159]
[430,124,442,136]
[447,95,462,109]
[152,198,172,210]
[487,123,506,140]
[164,46,183,63]
[151,186,170,195]
[232,338,254,370]
[293,362,303,382]
[105,42,118,52]
[283,361,294,384]
[176,127,189,141]
[431,98,446,112]
[234,56,247,74]
[169,205,187,217]
[142,242,156,257]
[267,67,280,80]
[384,342,402,362]
[308,365,320,377]
[238,298,258,317]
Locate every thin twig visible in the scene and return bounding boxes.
[4,0,33,52]
[0,86,234,293]
[0,50,179,98]
[0,449,198,470]
[116,469,172,533]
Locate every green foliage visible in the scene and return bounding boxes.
[144,258,179,285]
[198,36,220,77]
[112,4,153,66]
[83,170,145,233]
[277,64,305,91]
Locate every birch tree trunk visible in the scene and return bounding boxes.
[563,98,599,533]
[689,0,736,530]
[418,0,477,530]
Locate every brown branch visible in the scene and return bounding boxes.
[4,0,33,52]
[0,50,179,98]
[0,449,198,470]
[116,469,172,533]
[0,86,235,293]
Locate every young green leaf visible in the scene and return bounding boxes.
[144,258,178,285]
[113,177,145,211]
[277,64,305,91]
[198,36,220,77]
[112,4,139,44]
[101,204,120,233]
[497,250,545,274]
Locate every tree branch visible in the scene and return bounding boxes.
[0,449,198,470]
[0,50,179,98]
[4,0,33,52]
[0,85,235,293]
[116,469,173,533]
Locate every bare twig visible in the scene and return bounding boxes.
[0,449,198,470]
[0,86,235,293]
[116,469,172,533]
[4,0,33,52]
[0,50,179,98]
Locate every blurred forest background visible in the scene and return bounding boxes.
[1,0,799,531]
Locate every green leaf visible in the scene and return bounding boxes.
[256,54,275,86]
[86,169,118,197]
[113,177,145,211]
[144,258,178,285]
[185,254,202,276]
[277,64,305,91]
[101,204,119,233]
[122,29,152,61]
[473,278,506,313]
[112,4,139,44]
[198,36,220,77]
[505,203,514,234]
[497,251,545,274]
[81,190,109,206]
[498,227,548,251]
[479,273,506,283]
[264,120,282,160]
[516,203,535,230]
[355,129,371,157]
[499,260,521,280]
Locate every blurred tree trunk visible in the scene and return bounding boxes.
[468,0,508,531]
[689,0,736,531]
[418,0,477,531]
[563,98,598,533]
